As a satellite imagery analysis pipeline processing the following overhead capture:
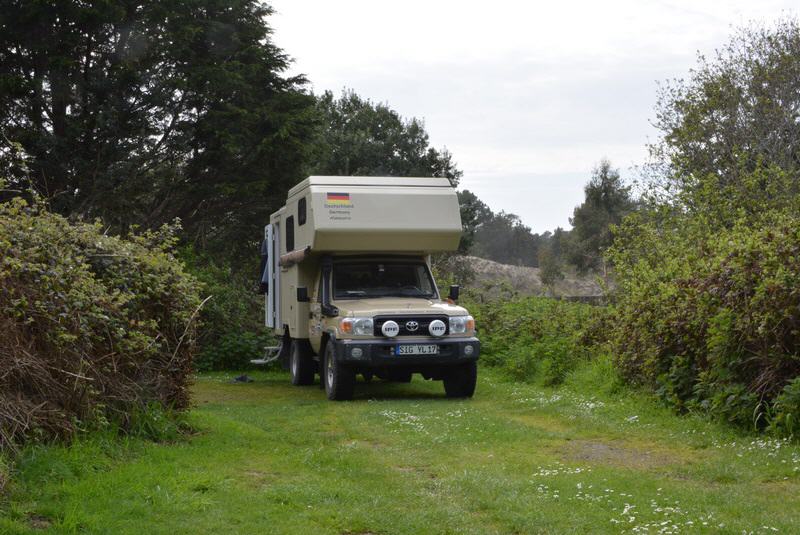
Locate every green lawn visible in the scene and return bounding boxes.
[2,364,799,534]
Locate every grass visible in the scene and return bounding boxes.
[1,358,799,534]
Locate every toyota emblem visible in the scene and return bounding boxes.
[405,320,419,332]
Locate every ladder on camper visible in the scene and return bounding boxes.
[250,342,282,366]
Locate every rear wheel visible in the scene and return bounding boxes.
[324,341,355,401]
[443,361,477,398]
[290,339,315,386]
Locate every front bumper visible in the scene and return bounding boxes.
[333,337,480,367]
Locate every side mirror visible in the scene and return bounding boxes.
[297,287,309,302]
[448,285,460,301]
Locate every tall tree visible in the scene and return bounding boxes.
[569,159,635,272]
[0,0,316,257]
[538,244,564,293]
[471,211,542,267]
[456,189,492,253]
[649,19,800,222]
[312,90,462,186]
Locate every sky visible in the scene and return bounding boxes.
[268,0,798,233]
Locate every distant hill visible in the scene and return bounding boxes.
[459,256,605,300]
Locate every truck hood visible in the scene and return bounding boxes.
[332,297,470,317]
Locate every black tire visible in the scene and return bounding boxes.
[290,339,315,386]
[443,361,477,398]
[323,341,355,401]
[277,334,292,370]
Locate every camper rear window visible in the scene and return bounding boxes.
[298,197,307,225]
[333,262,436,299]
[285,216,295,251]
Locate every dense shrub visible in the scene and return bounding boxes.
[194,331,272,371]
[607,20,800,436]
[179,249,276,371]
[474,296,607,385]
[610,210,800,432]
[0,453,8,494]
[0,197,201,451]
[769,378,800,436]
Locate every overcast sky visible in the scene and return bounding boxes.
[268,0,797,233]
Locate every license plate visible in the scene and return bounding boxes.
[397,344,439,355]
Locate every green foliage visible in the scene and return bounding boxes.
[194,331,272,372]
[179,247,274,371]
[312,90,462,185]
[650,19,800,206]
[463,160,633,275]
[430,253,477,293]
[768,378,800,437]
[537,245,565,290]
[0,452,8,495]
[607,20,800,436]
[0,196,201,451]
[127,402,188,444]
[458,187,550,268]
[471,211,545,267]
[568,159,636,273]
[610,207,800,433]
[0,0,316,260]
[474,296,606,385]
[456,190,493,253]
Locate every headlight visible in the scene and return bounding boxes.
[339,317,373,336]
[449,315,475,335]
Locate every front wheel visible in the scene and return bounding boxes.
[324,341,355,401]
[443,361,477,398]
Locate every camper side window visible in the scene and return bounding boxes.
[298,197,307,226]
[285,216,295,252]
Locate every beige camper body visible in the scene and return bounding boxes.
[261,176,480,400]
[265,176,462,338]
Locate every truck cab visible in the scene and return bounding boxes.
[260,176,480,400]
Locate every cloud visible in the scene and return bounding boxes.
[270,0,799,231]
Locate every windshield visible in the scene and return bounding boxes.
[333,262,437,299]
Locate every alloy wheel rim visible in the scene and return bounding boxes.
[327,354,334,388]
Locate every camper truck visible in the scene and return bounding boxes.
[259,176,480,400]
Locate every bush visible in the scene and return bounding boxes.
[610,209,800,433]
[179,248,275,371]
[768,377,800,437]
[473,296,607,385]
[0,453,8,495]
[194,331,273,371]
[0,197,201,451]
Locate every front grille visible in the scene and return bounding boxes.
[373,315,450,337]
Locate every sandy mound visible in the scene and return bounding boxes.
[460,256,605,298]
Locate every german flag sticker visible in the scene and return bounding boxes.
[326,192,351,205]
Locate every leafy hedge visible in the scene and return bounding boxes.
[179,249,274,371]
[474,296,607,385]
[610,210,800,434]
[0,197,201,451]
